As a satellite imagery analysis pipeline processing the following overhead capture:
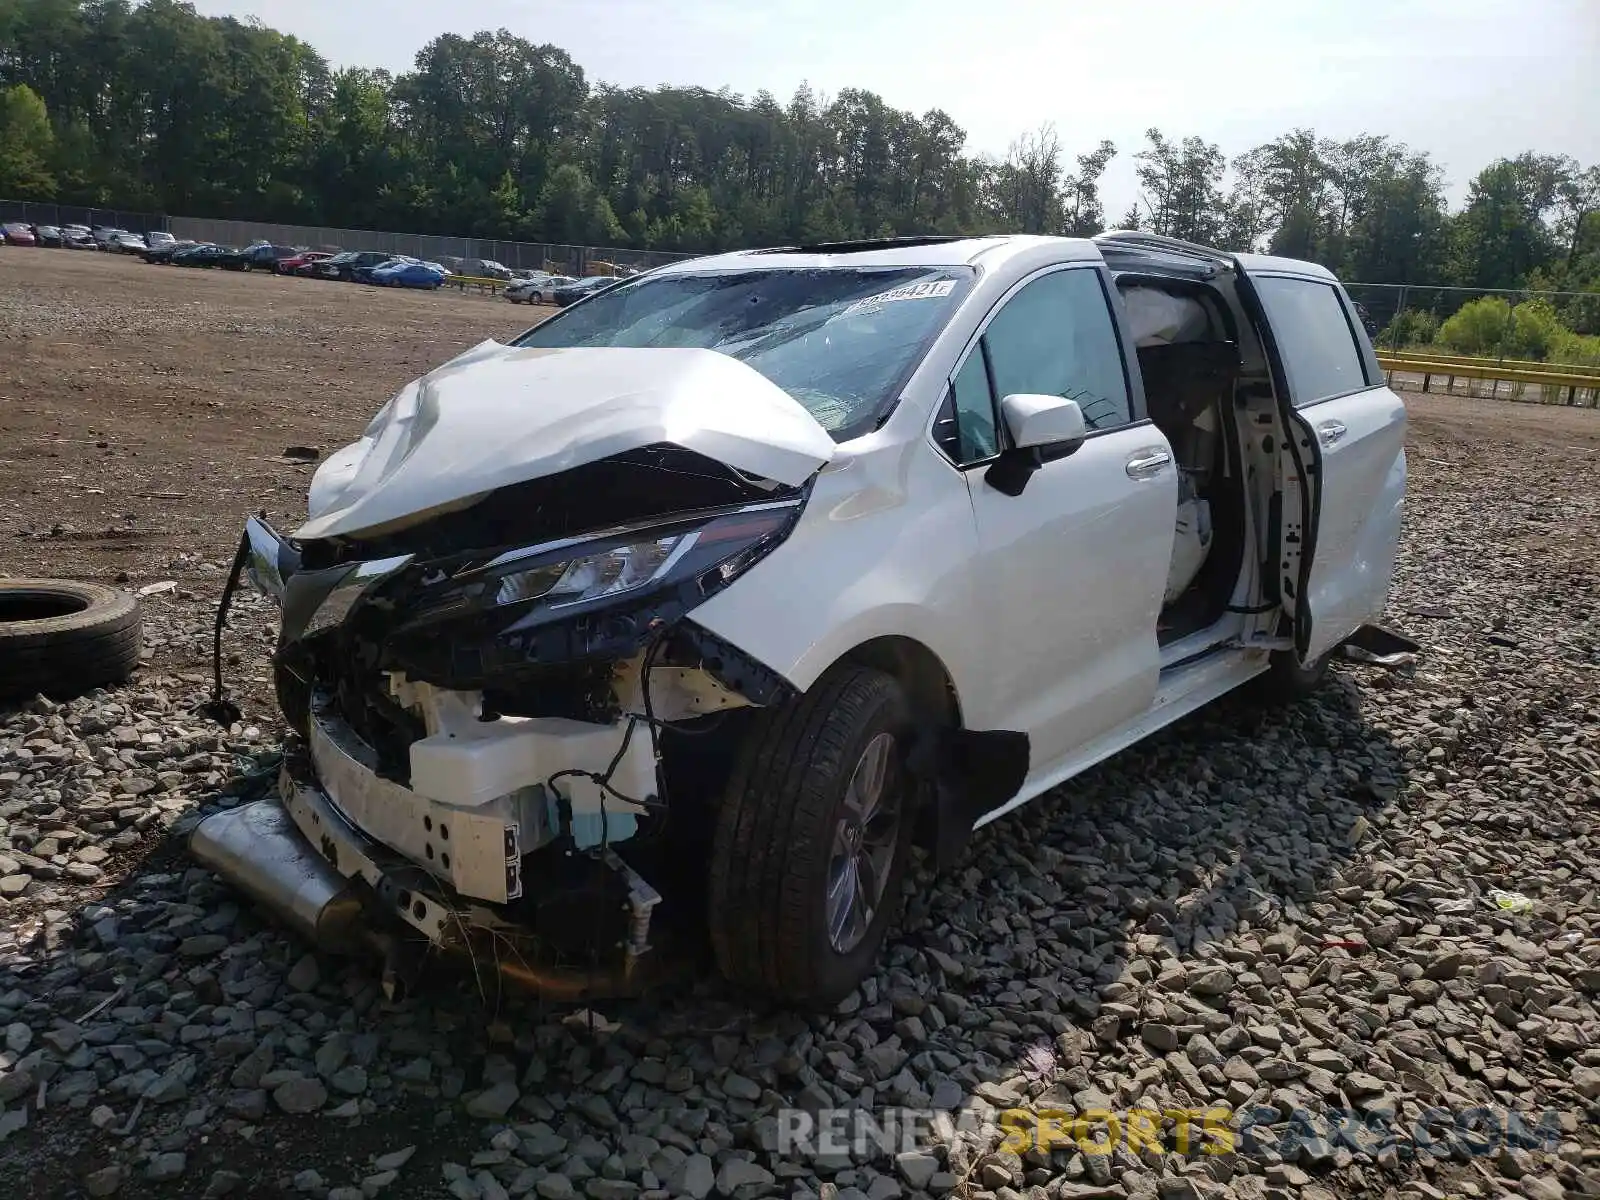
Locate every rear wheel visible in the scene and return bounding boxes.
[1254,649,1331,704]
[708,664,915,1007]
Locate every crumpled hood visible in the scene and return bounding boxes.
[295,343,837,540]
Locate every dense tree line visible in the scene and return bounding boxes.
[0,0,1597,308]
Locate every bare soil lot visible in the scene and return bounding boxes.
[0,250,541,713]
[1,250,1598,1200]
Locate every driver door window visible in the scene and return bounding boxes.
[943,267,1132,465]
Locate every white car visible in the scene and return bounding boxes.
[146,231,177,248]
[199,231,1412,1006]
[505,273,575,304]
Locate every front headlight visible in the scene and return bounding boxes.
[493,533,691,608]
[403,498,803,633]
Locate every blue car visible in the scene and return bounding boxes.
[368,259,446,289]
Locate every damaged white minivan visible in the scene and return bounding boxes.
[195,231,1414,1006]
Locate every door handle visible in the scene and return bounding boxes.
[1125,448,1172,479]
[1316,420,1348,446]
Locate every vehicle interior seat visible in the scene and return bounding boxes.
[1116,280,1249,644]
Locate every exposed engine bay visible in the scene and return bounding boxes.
[211,437,820,991]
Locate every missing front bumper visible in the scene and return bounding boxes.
[188,751,670,1000]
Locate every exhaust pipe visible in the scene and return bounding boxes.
[189,800,366,953]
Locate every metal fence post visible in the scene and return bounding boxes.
[1389,285,1409,352]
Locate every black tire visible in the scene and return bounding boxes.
[708,664,915,1007]
[1254,649,1331,704]
[0,579,142,703]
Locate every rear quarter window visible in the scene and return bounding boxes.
[1253,276,1371,406]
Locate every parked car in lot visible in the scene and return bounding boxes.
[351,254,418,284]
[142,240,201,264]
[312,250,393,281]
[61,225,96,249]
[277,250,333,275]
[368,259,448,289]
[172,243,249,270]
[239,243,302,271]
[209,230,1414,1006]
[146,231,177,249]
[2,222,37,246]
[444,256,513,281]
[551,275,621,306]
[32,225,63,247]
[91,226,129,250]
[111,232,147,254]
[505,273,577,304]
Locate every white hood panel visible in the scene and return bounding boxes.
[295,344,837,540]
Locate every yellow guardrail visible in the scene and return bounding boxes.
[1377,354,1600,404]
[444,273,507,293]
[1379,349,1600,376]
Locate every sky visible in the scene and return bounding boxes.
[192,0,1599,220]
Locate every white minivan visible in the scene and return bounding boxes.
[199,231,1413,1005]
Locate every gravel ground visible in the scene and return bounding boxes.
[2,252,1599,1200]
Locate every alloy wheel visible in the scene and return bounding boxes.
[825,732,903,953]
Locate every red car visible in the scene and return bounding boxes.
[2,222,37,246]
[277,250,334,275]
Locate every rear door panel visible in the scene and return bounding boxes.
[1235,266,1408,663]
[1285,390,1407,661]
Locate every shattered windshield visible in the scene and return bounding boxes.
[510,266,974,441]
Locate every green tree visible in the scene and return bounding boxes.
[1134,129,1225,243]
[1449,154,1565,289]
[0,82,55,196]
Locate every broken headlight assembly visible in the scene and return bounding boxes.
[402,497,805,634]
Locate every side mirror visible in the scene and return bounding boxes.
[984,394,1087,497]
[1000,393,1086,450]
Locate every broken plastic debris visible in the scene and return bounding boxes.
[560,1008,620,1034]
[137,580,177,597]
[1489,889,1533,914]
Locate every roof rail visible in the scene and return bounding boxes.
[1095,229,1233,265]
[749,234,987,255]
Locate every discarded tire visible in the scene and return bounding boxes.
[0,579,142,702]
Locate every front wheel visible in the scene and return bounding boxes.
[708,664,915,1007]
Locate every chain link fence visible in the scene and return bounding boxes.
[0,200,698,275]
[1343,282,1600,367]
[0,199,169,234]
[1344,282,1600,408]
[164,216,696,276]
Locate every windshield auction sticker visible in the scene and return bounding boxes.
[845,278,956,315]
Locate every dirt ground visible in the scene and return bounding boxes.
[0,250,552,711]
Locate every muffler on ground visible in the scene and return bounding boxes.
[189,800,367,953]
[189,781,672,1000]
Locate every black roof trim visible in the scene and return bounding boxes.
[747,235,986,255]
